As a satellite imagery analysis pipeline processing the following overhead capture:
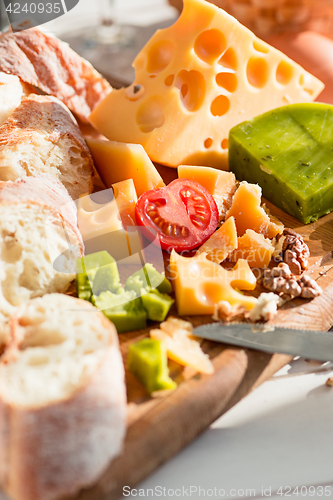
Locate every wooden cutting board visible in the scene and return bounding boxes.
[66,163,333,500]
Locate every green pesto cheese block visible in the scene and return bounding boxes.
[141,289,174,322]
[229,103,333,224]
[76,251,120,300]
[125,263,172,295]
[128,339,177,394]
[93,289,147,333]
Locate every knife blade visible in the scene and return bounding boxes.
[193,323,333,362]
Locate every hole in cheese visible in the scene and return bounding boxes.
[221,138,228,149]
[218,47,238,71]
[136,96,165,133]
[246,57,269,88]
[303,87,314,96]
[194,29,227,65]
[204,138,213,148]
[276,60,293,85]
[146,40,175,74]
[175,70,206,112]
[211,95,230,117]
[164,74,174,86]
[253,40,269,54]
[125,84,145,102]
[216,72,237,92]
[181,84,188,99]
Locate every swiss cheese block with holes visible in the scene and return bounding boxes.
[89,0,324,170]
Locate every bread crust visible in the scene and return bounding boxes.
[0,29,112,123]
[0,296,126,500]
[0,94,94,198]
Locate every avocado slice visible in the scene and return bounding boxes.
[125,263,172,295]
[128,338,177,394]
[93,290,147,333]
[76,251,121,300]
[141,289,174,322]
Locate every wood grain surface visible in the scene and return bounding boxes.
[66,159,333,500]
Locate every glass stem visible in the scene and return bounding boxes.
[100,0,116,27]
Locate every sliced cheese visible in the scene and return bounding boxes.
[77,191,123,241]
[86,138,165,197]
[150,317,214,375]
[89,0,324,169]
[178,165,236,217]
[77,183,143,263]
[170,250,257,316]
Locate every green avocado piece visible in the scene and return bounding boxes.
[93,290,147,333]
[141,289,174,322]
[228,103,333,224]
[125,263,172,295]
[76,251,120,301]
[128,338,177,394]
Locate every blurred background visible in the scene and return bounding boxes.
[40,0,333,97]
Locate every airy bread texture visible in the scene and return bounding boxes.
[0,175,84,318]
[0,72,32,127]
[0,293,127,500]
[0,94,94,199]
[0,29,112,123]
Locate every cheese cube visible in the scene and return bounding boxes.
[178,165,236,216]
[89,0,324,169]
[86,138,165,197]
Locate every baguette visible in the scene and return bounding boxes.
[0,293,127,500]
[0,72,33,127]
[0,29,112,123]
[0,94,94,199]
[0,175,84,318]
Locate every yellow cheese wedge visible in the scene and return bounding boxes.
[89,0,324,169]
[226,181,284,239]
[86,138,165,197]
[178,165,236,216]
[170,250,257,315]
[112,178,137,227]
[196,216,238,263]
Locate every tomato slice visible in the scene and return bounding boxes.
[135,178,219,252]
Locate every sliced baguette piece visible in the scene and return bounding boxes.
[0,293,127,500]
[0,94,94,198]
[0,28,112,123]
[0,72,33,127]
[0,175,84,318]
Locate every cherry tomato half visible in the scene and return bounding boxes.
[135,178,219,252]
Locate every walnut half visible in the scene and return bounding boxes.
[277,229,310,275]
[260,263,322,300]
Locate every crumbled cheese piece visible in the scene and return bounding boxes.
[249,292,281,322]
[213,301,247,322]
